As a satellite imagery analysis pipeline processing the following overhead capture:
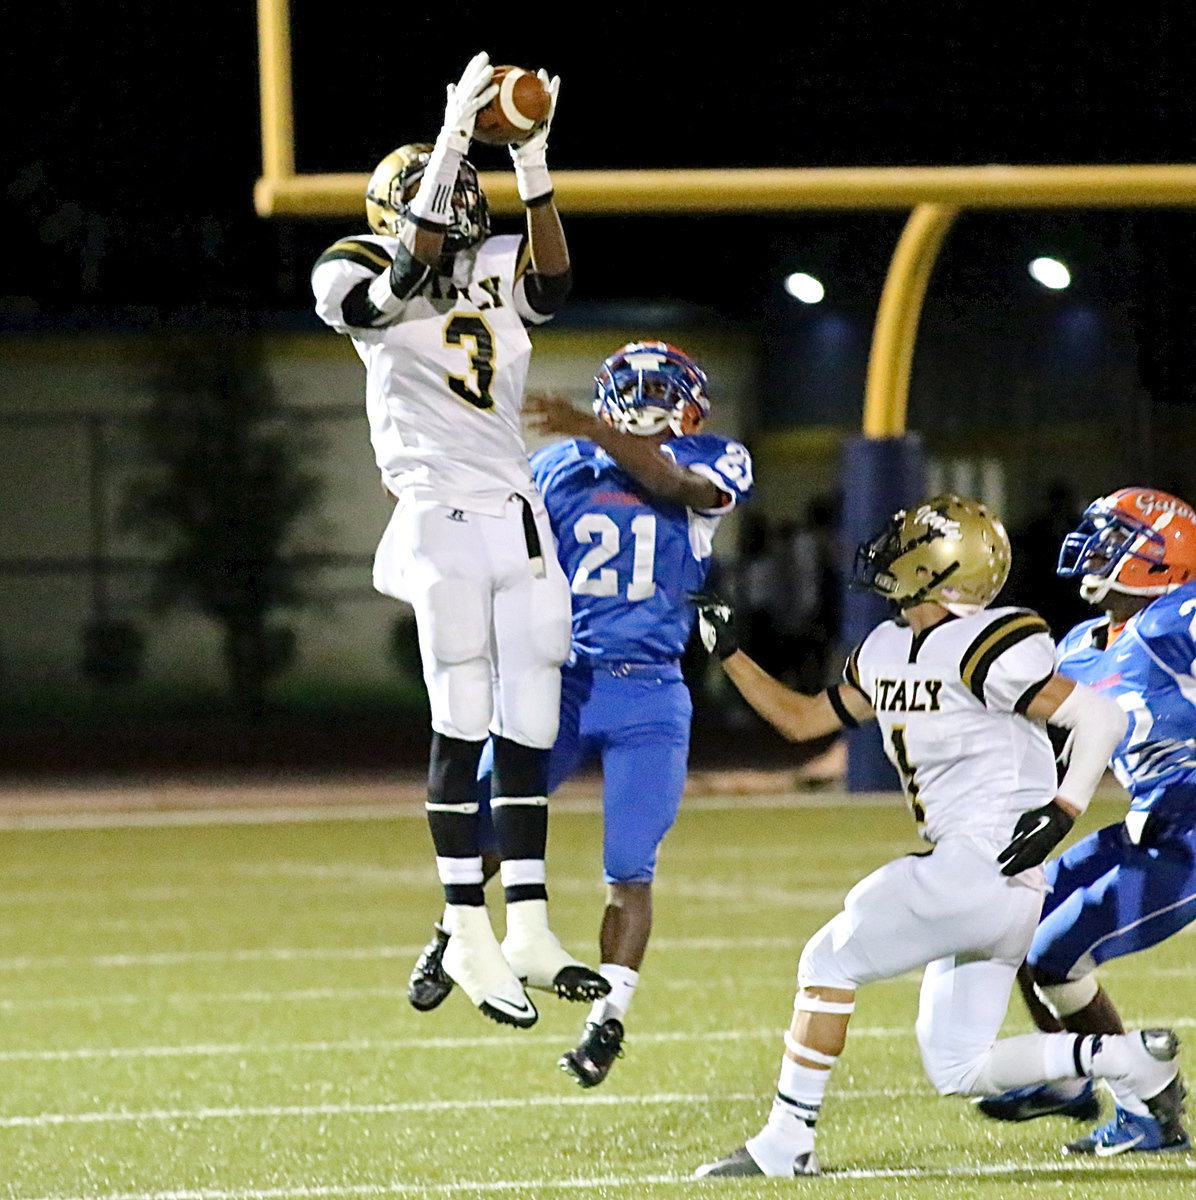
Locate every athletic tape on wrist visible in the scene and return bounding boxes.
[406,141,462,226]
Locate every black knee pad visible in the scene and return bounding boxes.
[491,735,548,800]
[428,733,485,806]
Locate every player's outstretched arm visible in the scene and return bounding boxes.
[510,72,570,280]
[525,393,725,510]
[690,592,874,742]
[408,52,497,268]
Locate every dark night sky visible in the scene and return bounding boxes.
[7,2,1196,325]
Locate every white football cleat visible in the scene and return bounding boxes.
[501,899,611,1001]
[442,905,537,1028]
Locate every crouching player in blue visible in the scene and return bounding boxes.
[978,486,1196,1154]
[406,341,752,1084]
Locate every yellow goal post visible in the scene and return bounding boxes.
[256,0,1196,441]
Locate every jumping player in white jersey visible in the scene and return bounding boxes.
[687,495,1185,1176]
[311,51,607,1029]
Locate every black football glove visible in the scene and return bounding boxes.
[689,592,739,660]
[996,800,1075,876]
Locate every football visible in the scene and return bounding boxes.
[473,65,551,146]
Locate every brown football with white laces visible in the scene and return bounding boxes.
[473,65,550,146]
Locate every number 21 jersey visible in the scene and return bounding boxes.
[532,434,753,665]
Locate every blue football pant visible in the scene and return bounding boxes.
[1026,819,1196,981]
[478,663,692,884]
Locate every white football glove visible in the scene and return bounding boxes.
[509,70,559,203]
[409,52,497,230]
[439,51,497,154]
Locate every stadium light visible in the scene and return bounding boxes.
[1028,256,1071,290]
[784,272,825,304]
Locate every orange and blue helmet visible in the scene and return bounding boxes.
[593,341,710,437]
[1057,486,1196,602]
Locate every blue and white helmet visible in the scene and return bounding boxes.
[593,341,711,437]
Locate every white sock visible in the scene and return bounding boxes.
[964,1032,1055,1093]
[588,963,638,1023]
[774,1056,830,1127]
[746,1104,816,1174]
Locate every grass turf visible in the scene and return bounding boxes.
[0,789,1192,1199]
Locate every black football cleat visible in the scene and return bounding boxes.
[407,923,454,1012]
[694,1145,821,1177]
[549,964,612,1003]
[559,1017,624,1088]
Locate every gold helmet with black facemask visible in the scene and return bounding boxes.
[854,495,1011,616]
[364,143,489,252]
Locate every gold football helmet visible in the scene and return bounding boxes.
[365,143,489,251]
[854,494,1011,615]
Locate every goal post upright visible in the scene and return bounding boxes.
[256,0,1196,790]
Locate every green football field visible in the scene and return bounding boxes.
[0,786,1192,1199]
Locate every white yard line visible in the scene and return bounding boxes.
[13,1156,1196,1200]
[5,1017,1196,1063]
[0,936,797,973]
[0,793,911,832]
[0,1027,792,1063]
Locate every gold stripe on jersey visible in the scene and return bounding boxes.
[314,238,394,274]
[960,612,1051,704]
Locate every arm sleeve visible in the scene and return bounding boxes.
[311,237,427,331]
[1048,683,1129,814]
[511,236,571,324]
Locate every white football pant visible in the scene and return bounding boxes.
[374,493,571,748]
[796,837,1044,1094]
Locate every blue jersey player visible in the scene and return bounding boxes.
[406,341,753,1086]
[978,486,1196,1154]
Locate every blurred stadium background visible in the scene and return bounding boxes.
[5,2,1196,782]
[3,4,1196,1195]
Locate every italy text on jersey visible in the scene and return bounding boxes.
[848,607,1058,846]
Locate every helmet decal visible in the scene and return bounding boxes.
[592,341,710,437]
[854,494,1011,615]
[1057,486,1196,603]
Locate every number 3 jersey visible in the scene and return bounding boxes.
[844,606,1059,850]
[311,232,551,516]
[531,435,754,665]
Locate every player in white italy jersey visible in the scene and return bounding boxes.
[842,605,1064,848]
[689,495,1184,1176]
[311,52,606,1030]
